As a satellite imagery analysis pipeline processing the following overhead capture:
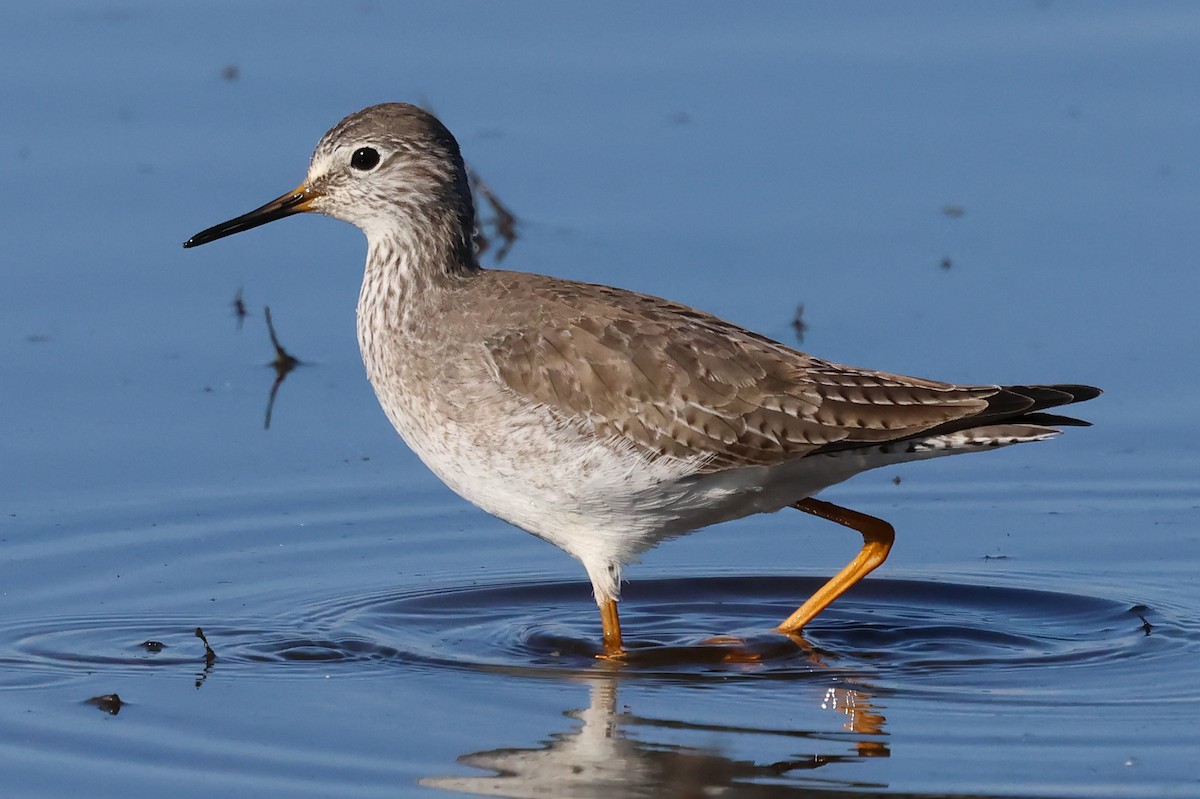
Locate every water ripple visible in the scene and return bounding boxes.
[1,575,1191,706]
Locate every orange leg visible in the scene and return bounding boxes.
[776,498,895,634]
[600,597,624,656]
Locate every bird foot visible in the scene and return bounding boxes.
[593,632,804,666]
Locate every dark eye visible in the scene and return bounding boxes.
[350,147,380,171]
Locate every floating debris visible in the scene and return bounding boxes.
[86,693,124,715]
[195,627,216,662]
[220,64,239,82]
[196,628,217,667]
[939,257,953,271]
[194,627,217,688]
[891,475,902,485]
[1129,604,1153,636]
[941,205,965,219]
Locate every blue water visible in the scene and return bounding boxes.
[2,3,1198,797]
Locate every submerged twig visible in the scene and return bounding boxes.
[194,627,217,689]
[263,306,301,430]
[468,166,519,262]
[1130,604,1153,636]
[195,627,217,666]
[417,99,519,263]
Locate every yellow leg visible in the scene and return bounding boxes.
[600,598,625,655]
[775,498,895,634]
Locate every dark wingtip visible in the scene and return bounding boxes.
[1056,384,1103,403]
[996,384,1101,429]
[1021,412,1093,428]
[1005,384,1102,408]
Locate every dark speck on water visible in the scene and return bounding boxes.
[232,287,247,330]
[790,304,807,343]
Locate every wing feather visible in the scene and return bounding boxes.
[479,274,1094,472]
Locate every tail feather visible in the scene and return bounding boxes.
[820,382,1100,456]
[1005,384,1102,411]
[924,382,1101,438]
[1020,411,1092,428]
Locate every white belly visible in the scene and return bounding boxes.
[370,373,879,601]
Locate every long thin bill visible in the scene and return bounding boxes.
[183,183,317,248]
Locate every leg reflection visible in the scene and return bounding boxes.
[421,668,890,796]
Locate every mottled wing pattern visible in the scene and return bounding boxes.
[480,276,1053,473]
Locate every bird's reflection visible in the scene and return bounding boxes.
[422,665,890,798]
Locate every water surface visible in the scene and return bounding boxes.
[2,3,1199,797]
